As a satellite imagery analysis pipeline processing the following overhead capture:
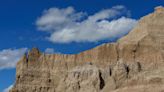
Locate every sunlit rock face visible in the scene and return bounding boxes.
[10,6,164,92]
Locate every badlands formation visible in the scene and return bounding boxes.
[10,6,164,92]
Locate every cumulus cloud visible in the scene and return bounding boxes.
[3,84,13,92]
[36,5,137,43]
[0,48,27,70]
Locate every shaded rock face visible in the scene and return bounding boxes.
[10,6,164,92]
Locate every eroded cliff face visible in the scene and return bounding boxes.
[10,6,164,92]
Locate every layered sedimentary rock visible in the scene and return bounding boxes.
[10,6,164,92]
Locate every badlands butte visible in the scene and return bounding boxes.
[10,6,164,92]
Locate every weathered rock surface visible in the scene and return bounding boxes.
[56,64,103,92]
[10,6,164,92]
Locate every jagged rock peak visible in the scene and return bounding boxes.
[29,47,40,53]
[28,47,40,55]
[27,47,41,62]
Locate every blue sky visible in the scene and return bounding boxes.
[0,0,163,91]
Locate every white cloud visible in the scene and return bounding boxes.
[45,48,55,54]
[36,6,86,31]
[3,85,13,92]
[36,5,137,43]
[0,48,27,70]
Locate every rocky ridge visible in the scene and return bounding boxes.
[10,6,164,92]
